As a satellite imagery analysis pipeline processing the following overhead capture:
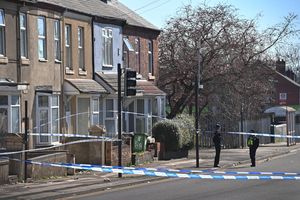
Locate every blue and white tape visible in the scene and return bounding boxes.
[21,160,300,180]
[55,162,300,177]
[227,131,300,139]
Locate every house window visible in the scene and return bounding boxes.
[0,9,5,56]
[105,99,115,134]
[136,99,146,133]
[135,38,140,73]
[152,98,158,125]
[65,24,72,69]
[102,28,113,66]
[54,20,61,61]
[91,97,99,125]
[0,95,20,134]
[77,98,90,135]
[20,13,27,58]
[38,16,46,60]
[148,40,153,74]
[78,27,85,70]
[279,93,287,100]
[36,95,59,144]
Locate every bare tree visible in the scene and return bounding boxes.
[158,3,298,123]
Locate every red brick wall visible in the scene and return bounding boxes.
[123,26,160,82]
[275,73,300,105]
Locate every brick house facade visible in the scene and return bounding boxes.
[275,60,300,106]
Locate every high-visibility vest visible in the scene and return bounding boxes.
[247,137,253,147]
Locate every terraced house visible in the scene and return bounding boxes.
[0,0,165,162]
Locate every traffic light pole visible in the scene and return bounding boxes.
[117,63,122,178]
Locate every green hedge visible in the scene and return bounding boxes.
[174,114,195,150]
[152,114,195,151]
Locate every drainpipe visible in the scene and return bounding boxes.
[92,17,95,80]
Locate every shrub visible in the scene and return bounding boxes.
[174,114,195,150]
[152,120,180,151]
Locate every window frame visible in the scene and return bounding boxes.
[37,16,47,60]
[102,28,113,67]
[36,94,60,145]
[20,13,27,58]
[135,37,141,73]
[104,98,116,135]
[65,24,72,70]
[54,20,61,61]
[148,40,153,74]
[0,95,20,134]
[0,9,6,57]
[78,26,85,71]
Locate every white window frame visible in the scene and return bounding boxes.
[20,13,27,58]
[54,20,61,61]
[0,95,20,134]
[91,97,99,125]
[104,98,117,135]
[78,26,85,71]
[279,93,287,100]
[135,37,140,72]
[36,94,60,145]
[38,16,47,60]
[102,28,113,67]
[65,24,72,69]
[148,40,153,74]
[0,9,6,57]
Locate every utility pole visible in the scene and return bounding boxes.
[24,101,28,182]
[117,63,122,178]
[195,47,201,168]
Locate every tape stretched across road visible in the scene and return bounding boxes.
[52,162,300,177]
[18,160,300,180]
[227,131,300,139]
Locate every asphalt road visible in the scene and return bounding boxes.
[72,151,300,200]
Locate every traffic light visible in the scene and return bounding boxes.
[125,69,137,96]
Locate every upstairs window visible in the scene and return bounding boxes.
[65,24,72,69]
[0,9,5,56]
[20,13,27,58]
[38,16,46,60]
[148,40,153,74]
[135,37,140,73]
[54,20,61,61]
[102,28,113,66]
[78,27,84,70]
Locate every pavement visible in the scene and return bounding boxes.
[0,142,299,200]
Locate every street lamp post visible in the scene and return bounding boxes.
[195,47,202,168]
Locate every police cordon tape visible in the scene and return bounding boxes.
[227,131,300,139]
[29,132,117,139]
[0,138,118,156]
[12,159,300,180]
[49,162,300,176]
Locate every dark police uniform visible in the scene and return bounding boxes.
[213,126,222,167]
[247,134,259,167]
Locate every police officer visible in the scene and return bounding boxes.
[247,130,259,167]
[213,124,222,167]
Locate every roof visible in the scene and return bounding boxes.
[95,72,165,96]
[37,0,159,31]
[264,106,296,116]
[276,71,300,88]
[137,80,165,96]
[65,79,108,94]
